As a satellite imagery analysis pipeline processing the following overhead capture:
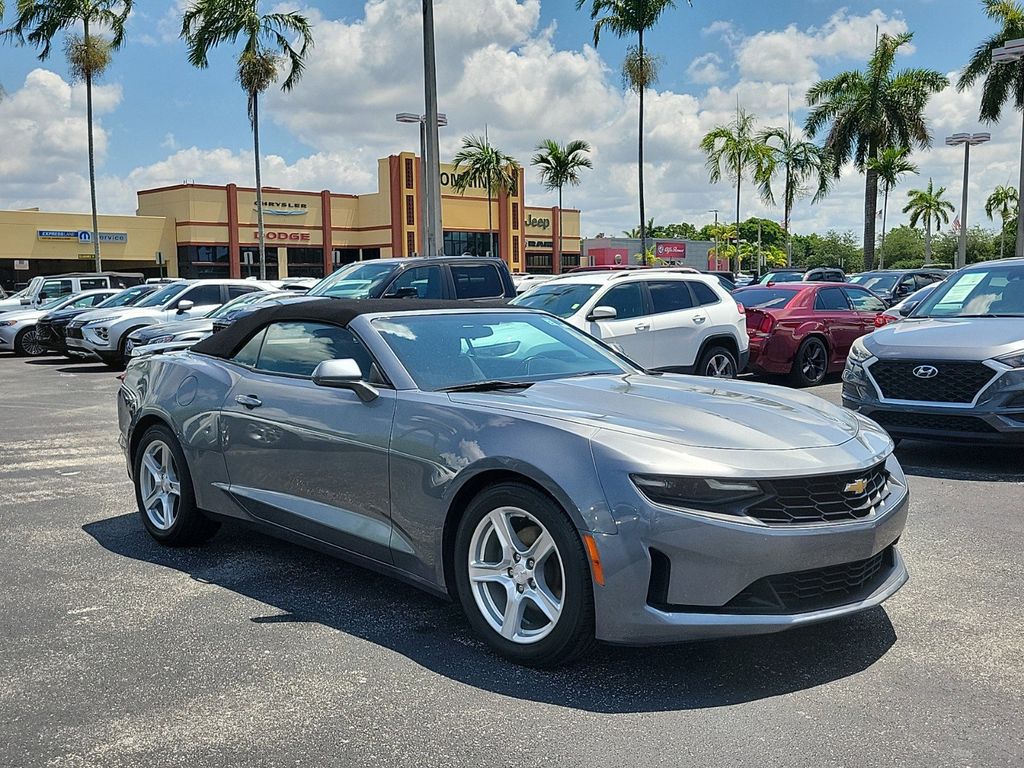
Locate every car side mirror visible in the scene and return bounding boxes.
[387,286,419,299]
[897,301,919,317]
[312,358,379,402]
[176,299,194,313]
[587,305,618,321]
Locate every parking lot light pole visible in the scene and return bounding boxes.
[992,38,1024,258]
[397,112,448,255]
[945,132,991,269]
[421,0,444,256]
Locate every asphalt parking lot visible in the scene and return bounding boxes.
[1,353,1022,768]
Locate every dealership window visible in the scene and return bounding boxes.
[560,254,580,270]
[525,252,552,273]
[177,245,230,279]
[443,230,497,258]
[361,248,381,261]
[406,231,417,256]
[513,236,520,260]
[405,158,415,190]
[288,247,326,279]
[406,195,415,226]
[240,247,278,280]
[512,203,519,229]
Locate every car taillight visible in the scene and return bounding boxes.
[758,313,776,334]
[874,314,895,328]
[735,301,746,315]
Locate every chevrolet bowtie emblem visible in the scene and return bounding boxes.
[843,479,867,495]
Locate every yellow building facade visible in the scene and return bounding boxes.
[0,153,581,289]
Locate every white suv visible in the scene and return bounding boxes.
[65,279,271,367]
[512,271,748,376]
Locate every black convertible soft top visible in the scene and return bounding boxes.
[191,297,516,360]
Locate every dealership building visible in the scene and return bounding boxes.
[0,152,582,289]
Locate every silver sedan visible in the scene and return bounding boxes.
[117,300,909,666]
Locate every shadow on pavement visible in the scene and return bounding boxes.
[84,512,898,714]
[895,440,1024,483]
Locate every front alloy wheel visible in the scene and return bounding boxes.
[454,482,595,667]
[468,507,565,644]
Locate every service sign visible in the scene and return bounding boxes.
[78,231,128,244]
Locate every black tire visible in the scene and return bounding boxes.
[789,336,829,387]
[132,424,219,547]
[695,344,738,378]
[13,327,46,357]
[453,482,595,668]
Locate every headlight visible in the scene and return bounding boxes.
[996,350,1024,368]
[848,337,873,364]
[631,475,762,516]
[149,335,174,345]
[0,320,17,327]
[84,316,118,326]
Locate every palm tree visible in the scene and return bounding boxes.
[451,134,522,258]
[757,123,836,265]
[985,184,1019,257]
[805,32,948,270]
[531,139,592,271]
[959,1,1024,258]
[866,146,918,265]
[3,0,133,273]
[576,0,687,258]
[904,179,955,264]
[700,108,775,273]
[182,0,313,281]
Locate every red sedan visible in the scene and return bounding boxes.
[733,282,887,386]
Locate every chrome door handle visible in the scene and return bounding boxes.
[234,394,262,409]
[694,315,707,324]
[634,323,651,331]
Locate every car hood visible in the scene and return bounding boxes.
[74,306,157,324]
[0,308,43,322]
[41,307,94,323]
[134,318,213,339]
[866,317,1024,360]
[450,374,861,450]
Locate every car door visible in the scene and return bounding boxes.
[219,320,397,562]
[382,265,444,299]
[584,281,653,365]
[843,286,887,336]
[449,262,507,301]
[644,280,708,368]
[814,286,861,364]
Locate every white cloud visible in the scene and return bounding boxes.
[687,53,726,86]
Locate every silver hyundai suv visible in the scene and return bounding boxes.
[843,258,1024,443]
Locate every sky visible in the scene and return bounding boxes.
[0,0,1016,241]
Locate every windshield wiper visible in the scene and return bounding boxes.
[441,380,536,393]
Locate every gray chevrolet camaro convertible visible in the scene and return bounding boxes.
[117,298,910,666]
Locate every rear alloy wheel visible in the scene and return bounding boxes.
[133,424,219,546]
[454,482,595,667]
[14,327,46,357]
[790,336,829,387]
[697,345,738,378]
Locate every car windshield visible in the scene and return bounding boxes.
[509,283,601,317]
[912,264,1024,318]
[136,283,187,308]
[760,271,803,284]
[308,262,398,299]
[96,285,154,308]
[372,311,633,391]
[208,291,268,318]
[850,273,899,292]
[734,288,798,309]
[40,296,68,310]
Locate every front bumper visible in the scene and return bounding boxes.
[589,453,909,645]
[0,327,15,350]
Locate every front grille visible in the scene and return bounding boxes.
[746,462,891,525]
[869,360,995,403]
[65,325,83,339]
[723,547,894,614]
[872,410,997,434]
[34,322,54,341]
